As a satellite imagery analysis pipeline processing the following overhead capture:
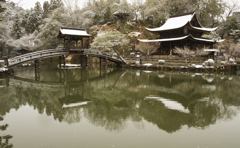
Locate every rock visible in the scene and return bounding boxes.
[158,60,165,65]
[136,61,140,65]
[221,61,226,65]
[203,59,215,68]
[208,59,215,66]
[229,58,236,64]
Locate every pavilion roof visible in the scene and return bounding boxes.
[138,35,224,43]
[57,27,91,39]
[146,12,217,33]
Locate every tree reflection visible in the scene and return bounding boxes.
[1,68,240,134]
[0,117,13,148]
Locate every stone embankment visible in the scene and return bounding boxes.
[124,64,239,72]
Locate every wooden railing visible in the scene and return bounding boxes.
[6,48,126,67]
[84,49,125,65]
[8,49,68,67]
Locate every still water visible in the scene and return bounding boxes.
[0,61,240,148]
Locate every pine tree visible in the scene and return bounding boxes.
[50,0,63,12]
[11,14,22,39]
[25,2,43,34]
[42,1,50,19]
[0,0,6,21]
[33,2,43,32]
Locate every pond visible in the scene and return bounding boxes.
[0,61,240,148]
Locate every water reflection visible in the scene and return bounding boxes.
[0,117,13,148]
[0,64,240,134]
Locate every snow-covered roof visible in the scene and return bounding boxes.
[57,27,91,38]
[204,49,220,52]
[146,13,193,32]
[190,24,217,32]
[138,35,224,43]
[146,13,217,32]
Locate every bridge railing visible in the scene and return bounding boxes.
[8,49,68,67]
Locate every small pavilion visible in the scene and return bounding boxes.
[57,27,92,67]
[139,12,223,55]
[57,27,92,51]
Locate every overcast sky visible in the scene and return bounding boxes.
[8,0,137,10]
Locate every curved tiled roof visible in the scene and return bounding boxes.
[146,13,217,32]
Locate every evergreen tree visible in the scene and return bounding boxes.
[37,7,67,49]
[104,5,112,23]
[196,0,225,28]
[11,14,22,39]
[33,2,43,32]
[50,0,63,12]
[42,1,50,19]
[0,0,6,21]
[21,10,30,33]
[25,2,43,34]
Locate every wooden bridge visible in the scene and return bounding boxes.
[3,27,127,69]
[6,48,126,67]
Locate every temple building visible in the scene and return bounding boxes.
[139,12,223,55]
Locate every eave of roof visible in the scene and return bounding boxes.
[189,23,217,32]
[138,35,224,43]
[204,49,220,52]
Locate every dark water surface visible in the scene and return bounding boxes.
[1,61,240,148]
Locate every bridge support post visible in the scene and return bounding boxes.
[99,58,101,68]
[58,55,66,68]
[62,55,66,67]
[58,56,62,68]
[79,55,83,67]
[105,57,108,66]
[4,57,9,68]
[86,55,88,67]
[35,59,40,81]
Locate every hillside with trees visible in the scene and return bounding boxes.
[0,0,239,59]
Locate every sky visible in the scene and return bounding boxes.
[9,0,51,10]
[8,0,136,10]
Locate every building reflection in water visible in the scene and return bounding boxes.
[1,64,240,133]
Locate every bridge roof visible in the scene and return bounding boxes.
[57,27,91,39]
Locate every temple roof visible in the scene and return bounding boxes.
[146,12,217,33]
[138,35,224,43]
[57,27,91,38]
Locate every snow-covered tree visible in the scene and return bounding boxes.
[11,13,22,39]
[38,7,68,49]
[0,0,6,21]
[144,0,167,27]
[91,31,129,55]
[50,0,63,12]
[135,42,159,62]
[173,46,195,62]
[42,1,50,19]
